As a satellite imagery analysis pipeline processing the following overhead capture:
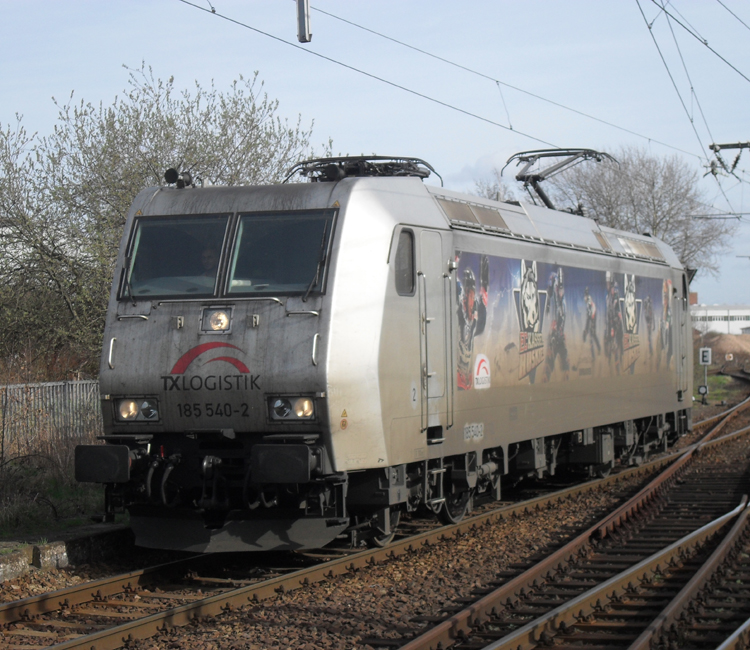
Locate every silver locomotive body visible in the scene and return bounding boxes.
[76,161,691,552]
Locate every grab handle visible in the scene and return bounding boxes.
[108,338,117,369]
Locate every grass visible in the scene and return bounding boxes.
[692,334,749,406]
[0,543,28,556]
[0,456,106,540]
[694,366,750,402]
[692,372,748,418]
[0,376,111,541]
[703,374,736,403]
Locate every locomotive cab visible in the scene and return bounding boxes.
[76,177,355,551]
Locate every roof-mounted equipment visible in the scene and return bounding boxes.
[164,168,198,189]
[284,156,443,186]
[502,148,617,210]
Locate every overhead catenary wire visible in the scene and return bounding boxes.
[633,0,738,223]
[715,0,750,33]
[657,0,716,144]
[313,1,749,210]
[175,0,558,148]
[695,194,748,222]
[310,3,704,161]
[714,175,739,211]
[692,214,745,220]
[635,0,709,162]
[644,1,749,204]
[650,0,740,208]
[648,0,750,85]
[658,2,705,39]
[180,0,747,213]
[704,185,747,222]
[495,81,513,131]
[694,212,749,216]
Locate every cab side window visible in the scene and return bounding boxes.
[682,274,688,311]
[394,229,415,296]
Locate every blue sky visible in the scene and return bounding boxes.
[2,1,748,303]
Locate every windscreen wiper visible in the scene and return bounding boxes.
[302,224,329,303]
[124,256,136,306]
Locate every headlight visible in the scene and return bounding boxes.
[140,399,159,420]
[293,397,314,418]
[271,398,292,419]
[269,396,315,420]
[115,398,160,422]
[202,307,232,332]
[117,399,139,420]
[209,310,230,331]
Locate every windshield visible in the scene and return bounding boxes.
[125,215,230,299]
[227,211,335,296]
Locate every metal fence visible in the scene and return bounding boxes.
[0,380,103,462]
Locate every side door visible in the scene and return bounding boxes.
[418,230,452,437]
[676,273,689,399]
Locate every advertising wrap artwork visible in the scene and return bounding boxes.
[455,251,673,390]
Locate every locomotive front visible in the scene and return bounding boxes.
[75,181,349,552]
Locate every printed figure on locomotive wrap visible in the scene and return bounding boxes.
[456,256,488,390]
[660,279,673,369]
[544,268,569,382]
[515,259,546,384]
[605,271,624,373]
[582,287,601,364]
[75,156,692,552]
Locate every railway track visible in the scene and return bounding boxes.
[414,448,749,650]
[1,399,749,650]
[393,398,750,650]
[718,363,750,383]
[0,471,661,649]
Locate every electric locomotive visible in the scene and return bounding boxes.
[75,156,692,552]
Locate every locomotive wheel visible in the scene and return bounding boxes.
[439,488,472,525]
[369,509,401,548]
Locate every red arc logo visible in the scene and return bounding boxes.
[170,342,250,374]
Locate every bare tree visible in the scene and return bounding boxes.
[0,65,320,380]
[545,146,735,276]
[472,167,517,202]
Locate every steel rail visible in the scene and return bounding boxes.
[0,556,202,623]
[592,414,750,539]
[694,394,750,432]
[481,497,749,650]
[42,462,671,650]
[595,448,693,539]
[717,616,750,650]
[397,464,684,650]
[9,396,742,649]
[0,461,659,647]
[629,502,750,650]
[594,407,750,539]
[398,414,750,650]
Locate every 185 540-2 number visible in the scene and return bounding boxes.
[176,403,249,418]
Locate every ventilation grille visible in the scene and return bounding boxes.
[617,236,664,260]
[437,198,509,232]
[594,231,612,251]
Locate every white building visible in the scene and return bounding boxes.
[691,304,750,335]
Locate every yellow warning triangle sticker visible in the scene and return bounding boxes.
[135,209,142,215]
[341,409,347,418]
